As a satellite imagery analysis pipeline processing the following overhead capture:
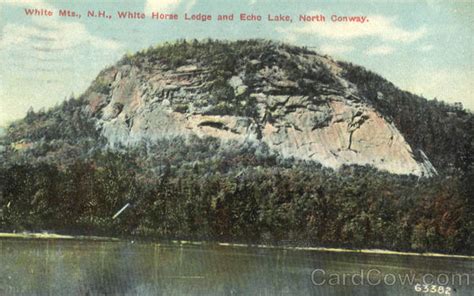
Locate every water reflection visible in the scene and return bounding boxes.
[0,239,472,295]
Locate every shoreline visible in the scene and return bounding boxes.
[0,232,119,242]
[217,242,474,260]
[1,232,472,260]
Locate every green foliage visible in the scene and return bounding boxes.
[90,77,111,95]
[7,97,98,142]
[1,98,101,170]
[0,39,472,256]
[0,144,472,255]
[173,104,189,113]
[339,62,474,176]
[116,39,338,116]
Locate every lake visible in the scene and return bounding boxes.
[0,238,472,295]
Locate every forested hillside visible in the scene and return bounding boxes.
[0,40,472,254]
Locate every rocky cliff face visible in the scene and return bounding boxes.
[83,40,436,176]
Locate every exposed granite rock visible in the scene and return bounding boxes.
[84,41,437,176]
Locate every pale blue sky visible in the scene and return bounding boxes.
[0,0,472,126]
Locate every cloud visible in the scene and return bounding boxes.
[144,0,198,13]
[418,44,433,52]
[145,0,194,13]
[319,44,354,55]
[184,0,197,11]
[279,12,426,43]
[0,0,53,14]
[0,1,121,52]
[0,21,121,52]
[0,0,124,126]
[1,0,49,8]
[365,45,395,56]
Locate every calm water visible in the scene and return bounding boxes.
[0,238,472,295]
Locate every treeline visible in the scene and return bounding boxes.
[1,96,102,166]
[6,96,98,143]
[339,61,474,175]
[0,148,472,255]
[0,39,473,255]
[117,39,337,117]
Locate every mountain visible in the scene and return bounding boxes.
[0,40,472,254]
[3,40,472,176]
[86,40,437,176]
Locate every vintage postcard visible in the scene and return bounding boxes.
[0,0,472,295]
